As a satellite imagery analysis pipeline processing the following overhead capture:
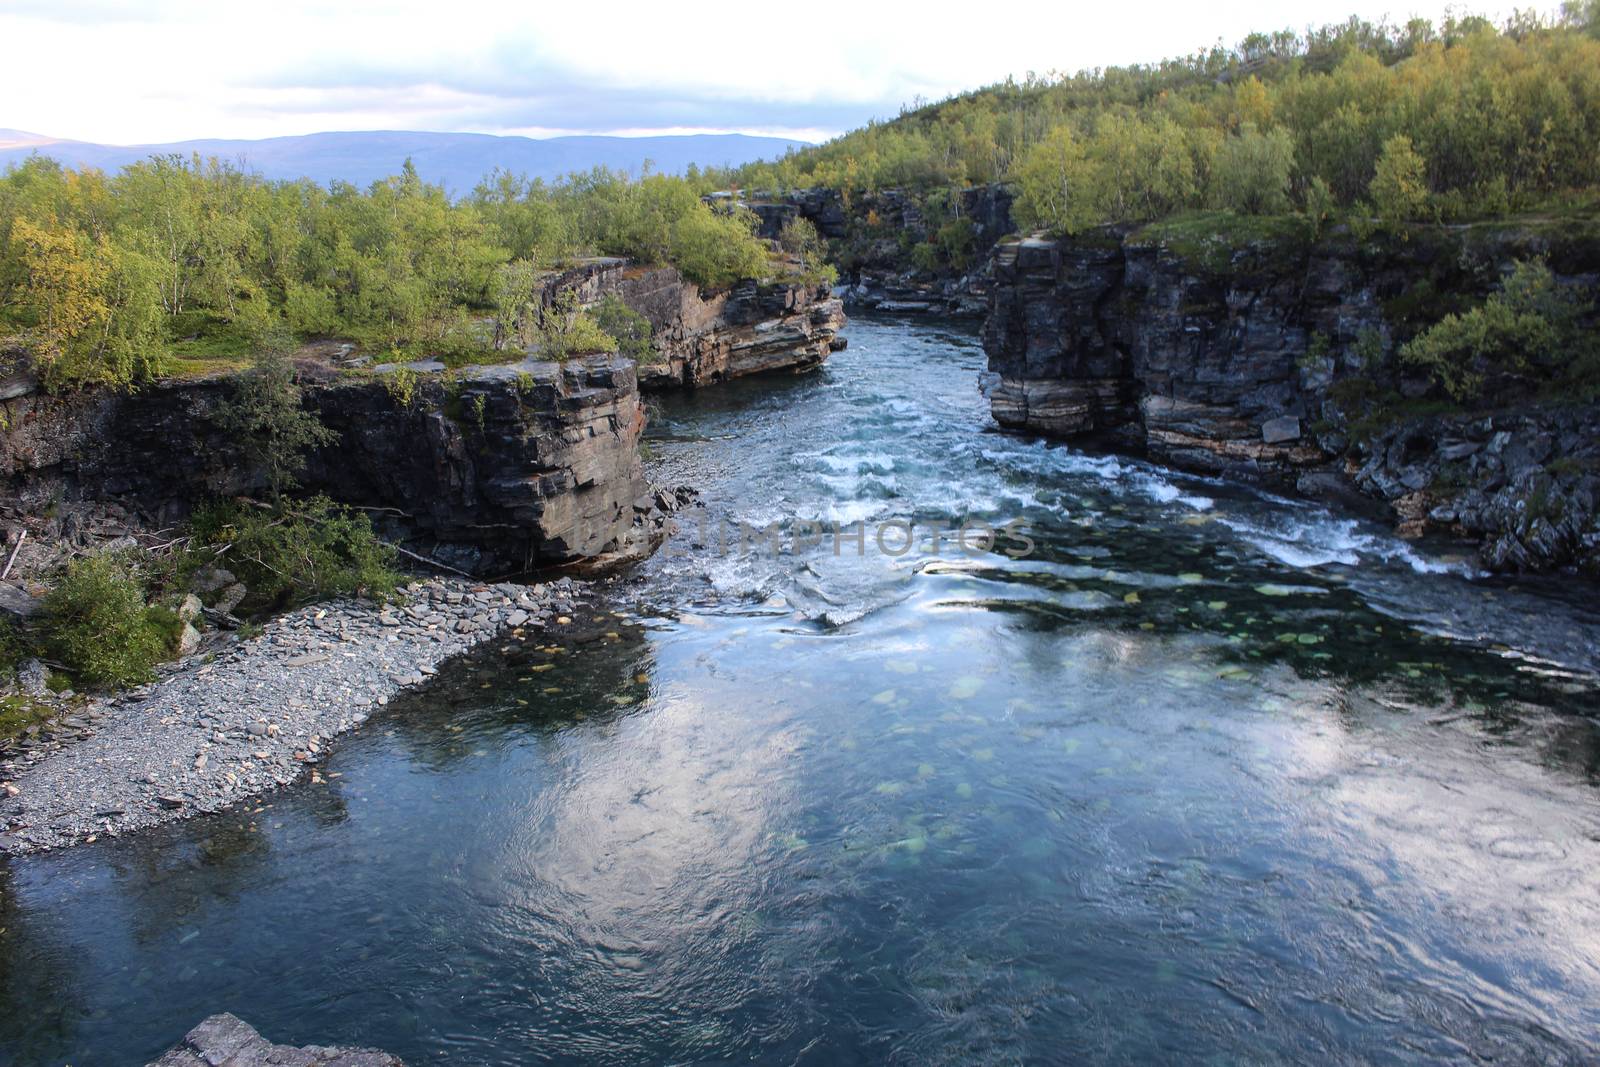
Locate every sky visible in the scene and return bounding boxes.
[0,0,1524,147]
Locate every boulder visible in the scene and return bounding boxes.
[148,1013,404,1066]
[1262,416,1302,444]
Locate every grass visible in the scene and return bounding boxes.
[1130,211,1314,275]
[0,694,59,746]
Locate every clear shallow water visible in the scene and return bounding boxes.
[4,315,1600,1065]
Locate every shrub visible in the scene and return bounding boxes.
[593,295,657,362]
[217,346,337,499]
[536,291,616,360]
[43,551,173,687]
[1213,124,1295,215]
[1370,135,1431,227]
[192,496,401,607]
[1399,259,1594,400]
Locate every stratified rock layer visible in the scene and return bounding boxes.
[982,220,1600,575]
[0,356,648,577]
[538,259,846,389]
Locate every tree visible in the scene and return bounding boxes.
[1013,126,1096,233]
[1369,134,1431,226]
[217,346,337,499]
[490,259,541,351]
[1214,124,1296,214]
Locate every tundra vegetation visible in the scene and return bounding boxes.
[738,7,1600,233]
[736,6,1600,404]
[0,160,774,391]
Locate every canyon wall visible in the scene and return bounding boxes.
[539,259,845,389]
[0,355,651,577]
[982,217,1600,575]
[748,185,1015,316]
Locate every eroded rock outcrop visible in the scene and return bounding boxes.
[982,218,1600,575]
[0,356,650,577]
[149,1013,402,1066]
[538,258,845,389]
[746,185,1015,316]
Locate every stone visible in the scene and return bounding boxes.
[1261,416,1302,444]
[177,623,203,657]
[16,658,49,697]
[0,583,43,621]
[177,594,203,624]
[147,1012,404,1066]
[212,583,248,615]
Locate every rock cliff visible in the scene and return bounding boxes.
[982,216,1600,576]
[747,185,1015,316]
[538,258,845,389]
[0,355,651,577]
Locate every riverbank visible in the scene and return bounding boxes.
[0,576,584,856]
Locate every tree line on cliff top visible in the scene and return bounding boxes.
[0,158,803,391]
[736,6,1600,236]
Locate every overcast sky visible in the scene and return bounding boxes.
[0,0,1521,146]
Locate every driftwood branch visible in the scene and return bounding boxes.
[1,529,26,580]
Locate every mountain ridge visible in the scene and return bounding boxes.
[0,128,807,190]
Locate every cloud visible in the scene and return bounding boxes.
[0,0,1519,145]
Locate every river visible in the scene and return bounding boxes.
[2,315,1598,1065]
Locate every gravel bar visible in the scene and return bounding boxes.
[0,576,582,856]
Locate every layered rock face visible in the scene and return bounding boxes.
[983,220,1600,575]
[538,258,845,390]
[0,356,649,577]
[749,185,1015,316]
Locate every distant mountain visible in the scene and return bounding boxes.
[0,129,807,191]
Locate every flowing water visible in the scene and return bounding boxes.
[3,315,1600,1065]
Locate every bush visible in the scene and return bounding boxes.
[1370,135,1431,227]
[192,496,402,607]
[1214,124,1295,215]
[593,295,656,362]
[43,551,173,688]
[1399,259,1594,400]
[217,347,337,499]
[535,291,616,360]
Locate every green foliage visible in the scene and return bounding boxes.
[382,365,421,408]
[216,346,337,498]
[191,496,401,607]
[42,551,173,688]
[592,294,657,362]
[535,291,616,361]
[1,155,778,384]
[490,258,541,351]
[1369,135,1431,227]
[1214,124,1296,215]
[1399,259,1596,400]
[738,15,1600,230]
[777,216,840,283]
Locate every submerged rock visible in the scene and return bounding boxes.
[148,1012,403,1066]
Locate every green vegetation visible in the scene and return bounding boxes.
[593,294,657,362]
[41,551,175,688]
[1400,259,1599,401]
[0,157,775,390]
[217,346,337,498]
[534,291,617,360]
[738,9,1600,235]
[777,217,840,284]
[189,497,401,608]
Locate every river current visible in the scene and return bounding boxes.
[2,315,1598,1065]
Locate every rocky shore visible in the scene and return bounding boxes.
[0,576,582,855]
[150,1013,403,1067]
[981,218,1600,576]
